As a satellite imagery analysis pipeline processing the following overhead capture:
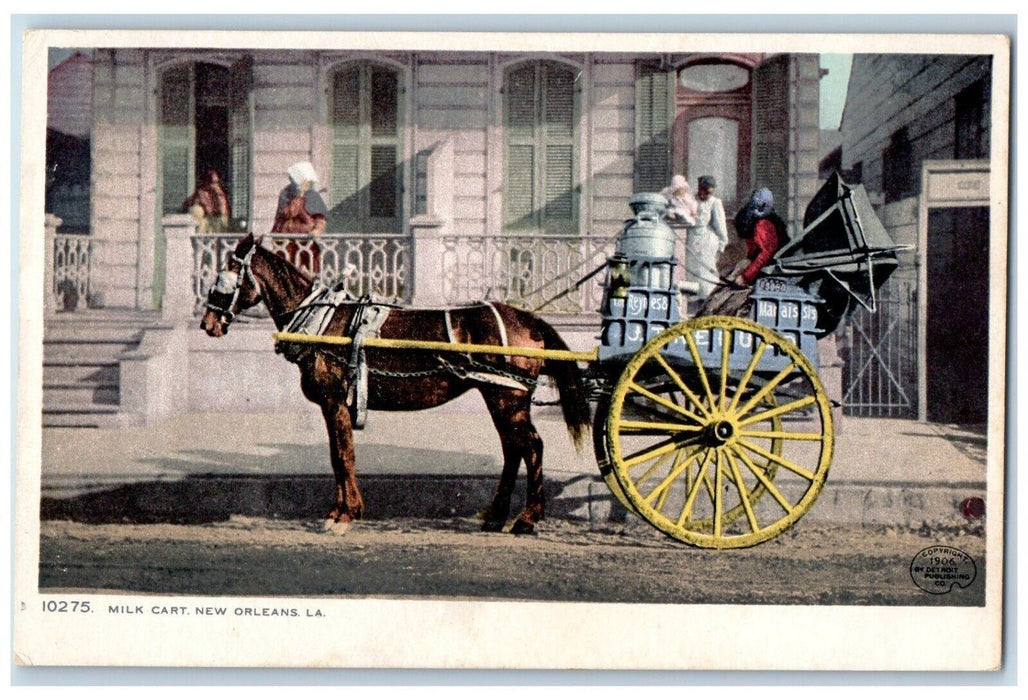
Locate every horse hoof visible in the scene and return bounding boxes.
[324,518,351,535]
[481,520,506,533]
[510,519,536,536]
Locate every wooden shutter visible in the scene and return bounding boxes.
[505,64,538,230]
[504,62,578,232]
[635,61,672,192]
[752,54,790,212]
[542,64,576,233]
[160,64,194,214]
[330,64,401,233]
[330,66,361,230]
[228,55,252,228]
[368,66,400,229]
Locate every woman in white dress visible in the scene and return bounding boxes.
[685,175,729,300]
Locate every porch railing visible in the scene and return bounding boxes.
[440,234,608,314]
[45,213,92,312]
[191,233,410,314]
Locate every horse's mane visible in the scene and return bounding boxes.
[247,236,316,316]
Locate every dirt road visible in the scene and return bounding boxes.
[38,516,986,606]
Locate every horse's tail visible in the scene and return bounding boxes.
[534,318,592,452]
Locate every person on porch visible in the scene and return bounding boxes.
[684,175,729,300]
[183,169,231,233]
[273,161,328,236]
[273,161,328,275]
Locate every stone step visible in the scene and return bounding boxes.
[42,405,122,429]
[43,384,120,407]
[43,363,119,386]
[43,342,137,365]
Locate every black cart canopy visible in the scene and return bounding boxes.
[769,172,909,329]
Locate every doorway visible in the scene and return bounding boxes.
[925,207,990,423]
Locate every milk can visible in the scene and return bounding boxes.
[614,192,676,289]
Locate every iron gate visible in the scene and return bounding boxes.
[841,273,918,417]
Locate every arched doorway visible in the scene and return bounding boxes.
[155,57,251,308]
[672,60,752,218]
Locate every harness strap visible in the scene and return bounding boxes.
[443,309,456,344]
[345,296,391,429]
[484,301,509,349]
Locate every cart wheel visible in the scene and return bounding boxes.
[604,316,833,549]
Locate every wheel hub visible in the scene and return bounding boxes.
[705,419,736,446]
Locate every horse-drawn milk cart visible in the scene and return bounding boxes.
[203,173,904,549]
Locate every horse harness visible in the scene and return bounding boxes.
[275,291,534,429]
[204,244,260,325]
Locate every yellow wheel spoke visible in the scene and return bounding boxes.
[628,382,704,424]
[738,438,817,481]
[622,438,682,470]
[738,395,817,427]
[652,352,712,420]
[676,449,713,527]
[684,332,717,407]
[617,419,703,434]
[735,447,796,515]
[643,447,701,505]
[735,362,797,419]
[652,449,688,511]
[738,429,824,441]
[727,341,768,414]
[726,450,760,533]
[713,449,725,537]
[630,446,678,491]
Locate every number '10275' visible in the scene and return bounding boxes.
[42,600,91,613]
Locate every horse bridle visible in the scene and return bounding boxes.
[204,244,262,326]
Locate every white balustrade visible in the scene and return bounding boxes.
[49,223,92,313]
[190,233,410,313]
[441,235,608,314]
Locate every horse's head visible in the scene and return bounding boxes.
[200,234,265,337]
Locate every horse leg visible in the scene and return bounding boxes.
[510,416,544,535]
[481,439,522,532]
[321,400,364,533]
[482,391,544,535]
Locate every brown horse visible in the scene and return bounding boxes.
[200,234,590,534]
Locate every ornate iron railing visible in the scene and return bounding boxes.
[52,233,92,310]
[441,234,608,314]
[191,233,410,314]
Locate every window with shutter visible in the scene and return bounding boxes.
[752,55,790,211]
[503,61,578,234]
[159,64,194,215]
[635,61,672,193]
[329,63,402,233]
[158,60,250,222]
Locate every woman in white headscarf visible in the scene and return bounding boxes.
[685,175,729,300]
[273,161,328,236]
[273,161,328,274]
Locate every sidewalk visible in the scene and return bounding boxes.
[38,397,989,528]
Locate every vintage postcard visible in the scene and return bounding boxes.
[14,28,1009,670]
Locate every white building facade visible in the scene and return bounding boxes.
[45,48,823,426]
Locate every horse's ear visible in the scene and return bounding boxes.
[255,234,266,249]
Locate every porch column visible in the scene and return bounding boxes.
[161,214,198,323]
[44,213,62,313]
[409,217,447,306]
[408,138,454,307]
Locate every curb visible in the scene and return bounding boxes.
[40,472,986,530]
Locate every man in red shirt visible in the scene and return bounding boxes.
[733,187,788,286]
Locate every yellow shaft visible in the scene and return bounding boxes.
[273,331,598,363]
